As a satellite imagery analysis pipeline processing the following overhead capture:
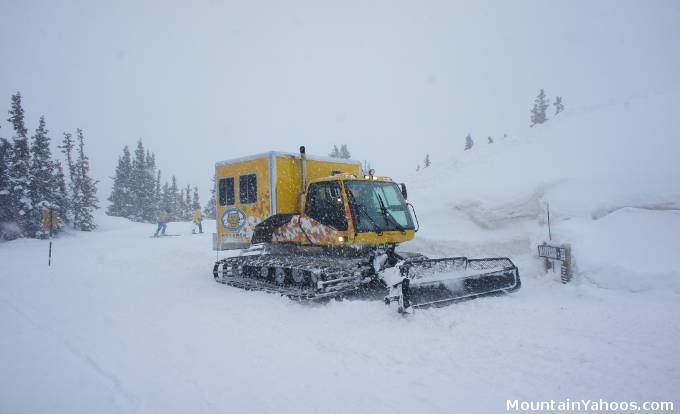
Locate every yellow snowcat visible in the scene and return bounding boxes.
[212,147,520,312]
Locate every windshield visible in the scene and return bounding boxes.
[345,180,414,232]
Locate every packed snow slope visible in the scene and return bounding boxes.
[1,93,679,413]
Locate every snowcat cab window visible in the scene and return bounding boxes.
[305,181,348,231]
[346,181,414,232]
[239,174,257,204]
[218,177,235,206]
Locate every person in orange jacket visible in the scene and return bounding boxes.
[192,208,203,234]
[154,208,170,237]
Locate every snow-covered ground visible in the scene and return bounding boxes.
[2,93,680,413]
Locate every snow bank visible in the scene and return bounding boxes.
[406,91,680,219]
[556,208,680,293]
[402,92,680,292]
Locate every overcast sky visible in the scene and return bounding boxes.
[1,0,679,202]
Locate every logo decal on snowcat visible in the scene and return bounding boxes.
[222,208,246,231]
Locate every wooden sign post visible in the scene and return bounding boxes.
[42,208,59,266]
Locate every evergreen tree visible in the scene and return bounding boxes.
[71,129,98,231]
[106,145,133,217]
[178,187,187,221]
[59,132,75,185]
[28,116,56,237]
[161,181,170,213]
[59,132,76,224]
[0,137,14,235]
[329,145,340,158]
[424,154,431,168]
[7,92,33,236]
[142,150,157,222]
[51,160,69,228]
[203,176,216,219]
[488,136,494,144]
[168,175,179,220]
[553,96,564,115]
[464,134,474,151]
[184,184,192,219]
[192,186,200,210]
[416,164,420,172]
[339,144,351,159]
[154,169,162,218]
[530,89,549,126]
[129,140,147,221]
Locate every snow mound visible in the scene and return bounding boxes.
[402,92,680,292]
[557,208,680,293]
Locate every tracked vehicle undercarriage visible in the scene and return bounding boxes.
[213,243,521,312]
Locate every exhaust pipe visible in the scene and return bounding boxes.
[299,146,307,212]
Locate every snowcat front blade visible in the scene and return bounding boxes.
[400,257,521,308]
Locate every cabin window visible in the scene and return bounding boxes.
[218,177,235,206]
[239,174,257,204]
[305,181,348,230]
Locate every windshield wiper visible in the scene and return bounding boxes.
[347,191,385,234]
[376,193,406,233]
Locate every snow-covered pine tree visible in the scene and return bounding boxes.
[339,144,351,159]
[553,96,564,115]
[0,137,14,237]
[464,134,474,150]
[59,132,75,185]
[7,92,33,236]
[178,187,187,221]
[488,136,494,144]
[161,181,170,214]
[203,176,216,219]
[58,132,76,223]
[192,186,200,210]
[329,145,340,158]
[143,150,157,222]
[424,154,431,168]
[28,115,56,237]
[184,184,192,220]
[129,140,147,221]
[106,145,133,217]
[51,160,69,229]
[530,89,549,127]
[71,129,98,231]
[154,170,162,218]
[168,176,179,220]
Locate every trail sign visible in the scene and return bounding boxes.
[537,243,572,283]
[42,208,59,267]
[42,209,59,232]
[537,244,566,261]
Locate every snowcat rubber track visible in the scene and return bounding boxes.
[213,254,374,302]
[400,257,521,308]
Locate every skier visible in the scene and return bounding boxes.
[154,208,170,237]
[192,207,203,234]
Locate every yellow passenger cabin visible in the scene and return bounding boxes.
[213,151,361,250]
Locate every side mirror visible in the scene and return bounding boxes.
[400,183,408,200]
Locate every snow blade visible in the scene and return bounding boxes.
[400,257,521,308]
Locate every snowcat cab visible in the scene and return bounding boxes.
[213,146,520,313]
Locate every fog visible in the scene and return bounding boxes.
[1,0,678,201]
